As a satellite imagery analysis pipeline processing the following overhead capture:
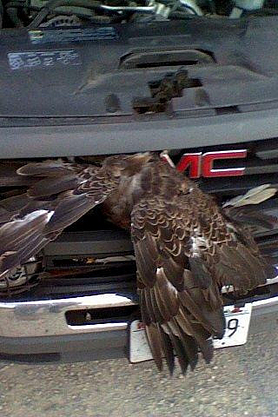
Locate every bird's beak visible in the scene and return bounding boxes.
[125,153,152,174]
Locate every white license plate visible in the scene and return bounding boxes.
[129,303,252,363]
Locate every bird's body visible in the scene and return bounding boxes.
[0,152,276,374]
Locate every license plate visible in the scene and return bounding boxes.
[129,303,252,363]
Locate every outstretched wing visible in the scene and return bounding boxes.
[131,189,271,374]
[0,160,119,278]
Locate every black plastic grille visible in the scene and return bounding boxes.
[187,137,278,193]
[178,137,278,265]
[1,137,278,300]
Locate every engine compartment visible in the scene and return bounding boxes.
[1,0,278,28]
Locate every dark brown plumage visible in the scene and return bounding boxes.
[0,153,276,374]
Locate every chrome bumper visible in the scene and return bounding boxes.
[0,292,278,339]
[0,294,137,338]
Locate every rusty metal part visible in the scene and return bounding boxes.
[133,69,200,113]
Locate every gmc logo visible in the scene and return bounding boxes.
[176,150,247,178]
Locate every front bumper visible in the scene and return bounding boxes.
[0,291,278,363]
[0,293,138,363]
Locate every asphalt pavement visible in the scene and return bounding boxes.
[0,310,278,417]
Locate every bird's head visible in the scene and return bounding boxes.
[102,153,153,178]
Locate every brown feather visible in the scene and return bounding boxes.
[0,158,124,278]
[145,324,163,372]
[0,153,276,375]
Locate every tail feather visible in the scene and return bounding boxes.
[166,329,190,375]
[145,323,163,372]
[157,326,175,375]
[174,323,198,370]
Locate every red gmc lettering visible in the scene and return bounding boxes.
[176,153,202,178]
[202,150,247,177]
[176,150,247,178]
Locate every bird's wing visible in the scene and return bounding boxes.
[131,195,225,374]
[0,160,119,278]
[223,184,278,232]
[131,191,271,374]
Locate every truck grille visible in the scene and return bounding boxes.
[0,137,278,301]
[174,137,278,266]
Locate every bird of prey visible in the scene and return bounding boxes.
[0,152,276,374]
